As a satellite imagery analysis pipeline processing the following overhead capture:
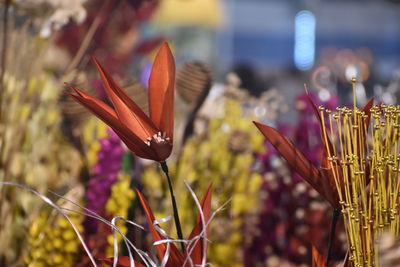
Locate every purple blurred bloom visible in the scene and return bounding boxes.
[84,128,124,234]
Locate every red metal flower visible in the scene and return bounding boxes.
[254,97,373,209]
[101,185,213,267]
[66,43,175,162]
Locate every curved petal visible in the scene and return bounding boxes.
[93,57,158,141]
[186,184,212,266]
[319,168,341,209]
[361,98,374,129]
[65,87,156,159]
[254,122,340,208]
[360,99,374,143]
[135,189,184,267]
[117,133,159,160]
[148,43,175,141]
[65,83,116,114]
[254,122,321,188]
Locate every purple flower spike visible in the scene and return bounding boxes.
[83,128,124,234]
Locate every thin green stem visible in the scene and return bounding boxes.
[160,161,185,252]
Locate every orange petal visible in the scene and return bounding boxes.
[135,189,184,267]
[148,43,175,141]
[186,184,213,265]
[99,257,145,267]
[306,93,334,169]
[65,87,157,159]
[254,122,321,187]
[254,121,340,208]
[65,83,117,115]
[312,245,326,267]
[361,98,374,130]
[319,168,341,209]
[355,98,374,176]
[117,133,159,160]
[93,57,158,141]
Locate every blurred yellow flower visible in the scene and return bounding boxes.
[152,0,225,28]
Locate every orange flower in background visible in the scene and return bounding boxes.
[311,245,326,267]
[101,185,213,267]
[311,245,350,267]
[66,43,175,162]
[253,97,374,209]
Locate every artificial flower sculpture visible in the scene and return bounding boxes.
[253,96,373,210]
[254,93,374,264]
[66,42,175,162]
[102,185,213,267]
[66,42,185,246]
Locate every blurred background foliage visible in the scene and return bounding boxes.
[0,0,400,266]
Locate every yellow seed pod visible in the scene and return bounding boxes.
[142,167,163,192]
[52,253,64,264]
[64,240,79,253]
[214,244,232,258]
[249,173,263,194]
[26,208,83,266]
[62,230,75,241]
[230,231,242,244]
[231,194,247,215]
[53,238,63,249]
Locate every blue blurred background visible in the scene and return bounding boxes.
[215,1,400,79]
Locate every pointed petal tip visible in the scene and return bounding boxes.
[304,83,310,94]
[64,82,81,96]
[134,188,143,197]
[91,56,104,74]
[92,56,104,71]
[203,183,213,203]
[148,40,175,138]
[253,120,263,126]
[363,97,374,110]
[63,82,75,91]
[91,56,109,77]
[160,41,171,51]
[253,120,262,129]
[63,83,87,97]
[91,55,99,64]
[157,42,174,62]
[207,182,213,191]
[253,121,273,136]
